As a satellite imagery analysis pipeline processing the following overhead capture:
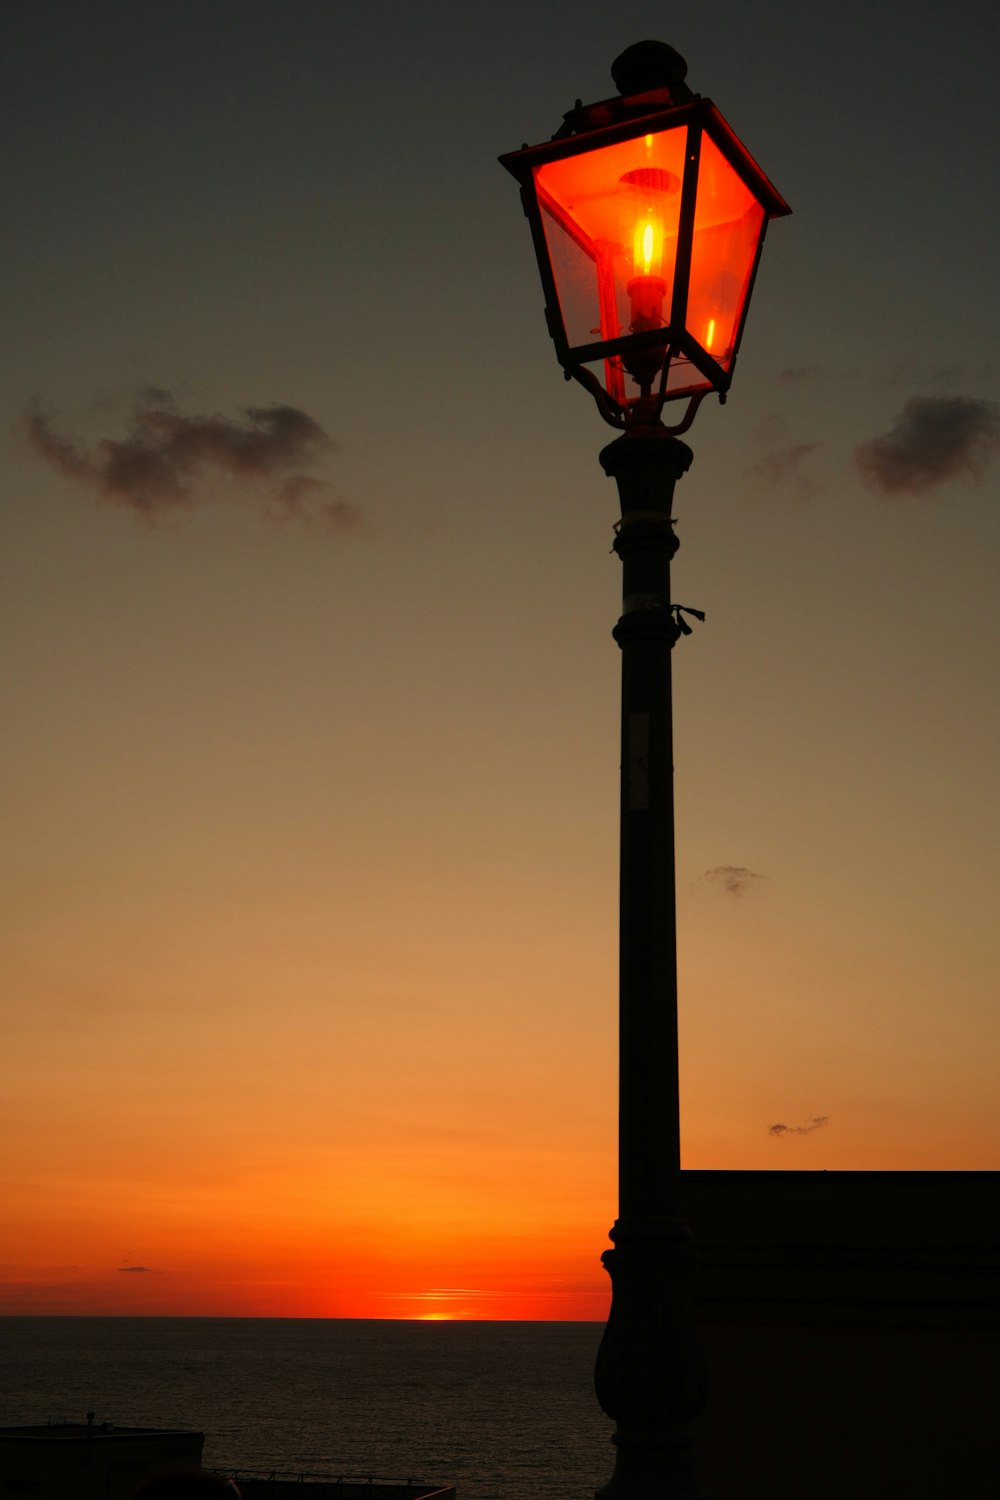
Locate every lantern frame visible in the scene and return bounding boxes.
[500,93,790,430]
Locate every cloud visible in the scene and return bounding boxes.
[703,865,766,897]
[744,440,822,501]
[381,1286,500,1299]
[854,396,1000,495]
[25,393,359,529]
[768,1115,829,1138]
[272,474,366,535]
[775,366,820,385]
[884,358,1000,391]
[773,360,1000,392]
[118,1264,159,1273]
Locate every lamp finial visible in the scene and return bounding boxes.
[611,40,688,98]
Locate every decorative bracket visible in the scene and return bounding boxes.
[567,365,714,436]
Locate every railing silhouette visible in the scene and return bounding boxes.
[216,1473,454,1498]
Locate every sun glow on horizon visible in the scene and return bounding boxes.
[391,1286,503,1321]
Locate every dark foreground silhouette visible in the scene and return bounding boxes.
[133,1473,240,1499]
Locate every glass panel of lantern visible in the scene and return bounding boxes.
[686,133,766,374]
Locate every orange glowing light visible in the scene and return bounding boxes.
[528,121,766,399]
[502,95,789,414]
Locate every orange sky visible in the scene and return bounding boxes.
[2,1,998,1319]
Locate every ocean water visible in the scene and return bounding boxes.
[0,1318,611,1500]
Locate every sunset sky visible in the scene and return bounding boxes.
[2,0,998,1321]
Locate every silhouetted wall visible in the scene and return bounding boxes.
[0,1423,204,1499]
[680,1171,999,1498]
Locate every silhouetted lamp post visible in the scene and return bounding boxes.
[500,41,789,1499]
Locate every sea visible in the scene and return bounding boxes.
[0,1318,612,1500]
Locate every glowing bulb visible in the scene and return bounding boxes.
[620,166,675,372]
[706,318,716,349]
[627,214,667,340]
[633,217,661,277]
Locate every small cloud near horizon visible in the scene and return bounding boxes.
[703,865,766,897]
[24,392,364,533]
[854,396,1000,495]
[118,1264,160,1274]
[769,1115,830,1138]
[382,1287,500,1300]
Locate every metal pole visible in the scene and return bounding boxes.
[593,425,710,1500]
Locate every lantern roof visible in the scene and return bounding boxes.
[501,97,789,218]
[501,38,789,224]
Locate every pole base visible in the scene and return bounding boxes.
[595,1227,712,1500]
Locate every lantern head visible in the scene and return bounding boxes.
[499,41,790,430]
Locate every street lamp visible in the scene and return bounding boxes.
[500,40,790,1500]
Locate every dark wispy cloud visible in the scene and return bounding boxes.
[772,360,1000,392]
[768,1115,829,1138]
[854,396,1000,495]
[272,474,366,535]
[744,440,822,501]
[775,365,822,386]
[884,358,1000,392]
[703,865,766,898]
[118,1264,159,1273]
[25,393,364,532]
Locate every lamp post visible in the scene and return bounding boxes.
[500,41,789,1500]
